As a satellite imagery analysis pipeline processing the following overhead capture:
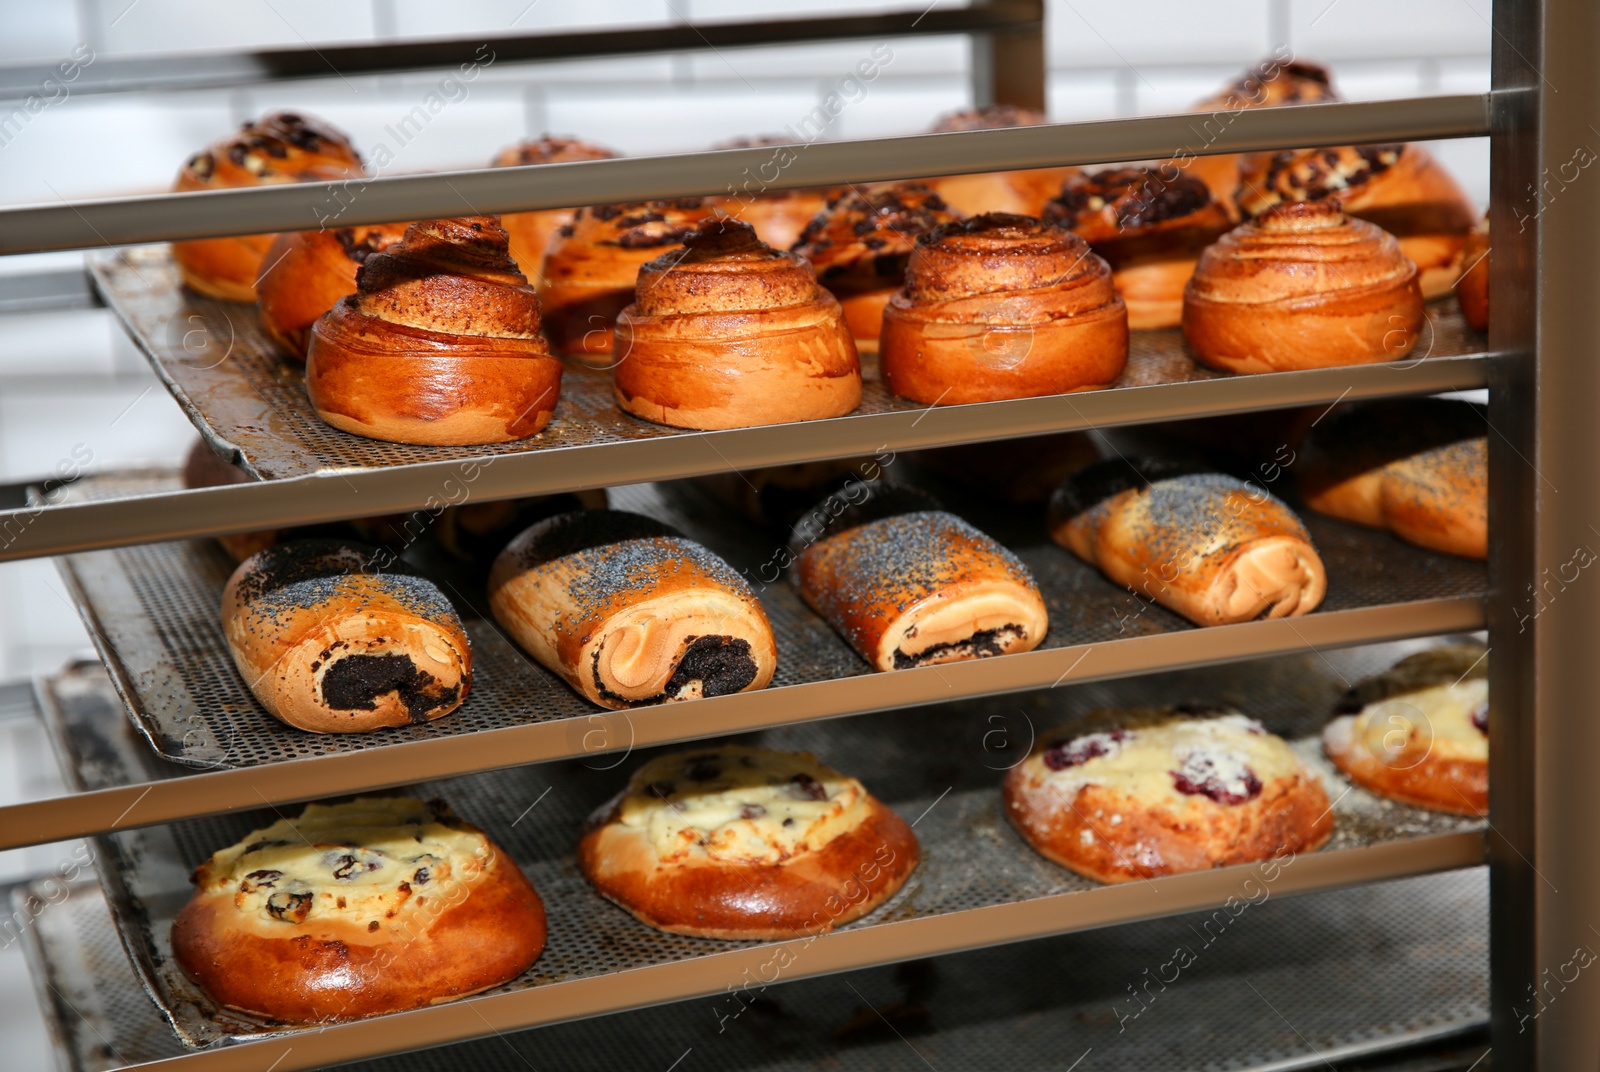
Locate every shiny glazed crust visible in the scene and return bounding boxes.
[491,136,620,283]
[488,510,777,708]
[612,219,862,429]
[1457,216,1489,331]
[880,214,1128,403]
[1182,201,1425,374]
[1049,463,1327,626]
[538,198,710,357]
[1182,59,1341,206]
[257,224,410,360]
[305,217,562,445]
[172,112,365,302]
[222,541,471,733]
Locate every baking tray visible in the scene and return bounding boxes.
[40,653,1485,1053]
[55,470,1485,772]
[15,871,1489,1072]
[89,247,1484,482]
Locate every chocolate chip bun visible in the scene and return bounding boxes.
[491,135,620,283]
[1323,645,1488,816]
[171,797,546,1023]
[923,105,1078,217]
[578,745,919,938]
[257,222,411,360]
[707,135,841,252]
[1004,707,1333,883]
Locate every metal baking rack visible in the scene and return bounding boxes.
[0,0,1583,1067]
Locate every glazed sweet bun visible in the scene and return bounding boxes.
[222,540,471,733]
[306,216,562,445]
[257,223,411,360]
[1457,214,1489,331]
[1323,645,1488,816]
[539,198,710,358]
[1005,706,1332,883]
[708,135,840,252]
[924,105,1079,217]
[578,745,918,939]
[171,796,546,1022]
[489,510,777,709]
[1183,58,1340,207]
[491,135,620,283]
[172,112,365,302]
[879,214,1128,404]
[792,183,962,347]
[1297,397,1487,559]
[1042,168,1233,329]
[613,218,862,429]
[1183,200,1425,374]
[1236,142,1478,299]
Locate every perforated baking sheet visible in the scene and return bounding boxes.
[88,247,1483,481]
[40,651,1485,1052]
[56,470,1485,772]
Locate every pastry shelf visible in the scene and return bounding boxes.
[33,655,1484,1070]
[0,468,1484,852]
[16,868,1490,1072]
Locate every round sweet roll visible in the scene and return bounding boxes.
[1182,200,1425,374]
[257,223,410,360]
[491,135,620,283]
[305,216,562,445]
[923,105,1079,217]
[579,745,918,939]
[1048,459,1327,627]
[538,198,710,359]
[1183,58,1341,207]
[612,218,862,429]
[1042,168,1233,330]
[172,112,365,302]
[1457,214,1489,332]
[790,485,1049,672]
[1323,645,1488,816]
[707,135,840,252]
[1004,706,1333,883]
[222,540,471,734]
[792,183,962,348]
[488,510,777,709]
[1236,143,1477,299]
[172,796,546,1022]
[881,214,1127,404]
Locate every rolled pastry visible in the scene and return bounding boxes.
[222,540,472,733]
[256,222,410,360]
[491,135,620,283]
[923,105,1079,217]
[489,510,777,708]
[790,486,1048,671]
[1048,459,1327,626]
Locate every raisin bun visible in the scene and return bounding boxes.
[1323,645,1488,816]
[1005,707,1333,883]
[707,135,841,252]
[923,105,1079,217]
[171,796,546,1023]
[579,745,919,939]
[1183,58,1341,206]
[491,135,620,283]
[173,112,365,302]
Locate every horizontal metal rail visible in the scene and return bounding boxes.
[0,94,1492,255]
[0,268,100,313]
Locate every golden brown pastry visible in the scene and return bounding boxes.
[1457,214,1489,332]
[1182,201,1425,373]
[538,198,711,358]
[1237,142,1478,299]
[489,510,777,709]
[256,223,410,360]
[1048,459,1327,626]
[1042,168,1234,329]
[791,486,1048,672]
[708,135,840,252]
[613,218,861,429]
[1323,645,1488,816]
[924,105,1079,217]
[579,745,918,939]
[172,112,365,302]
[1005,706,1333,883]
[172,797,545,1022]
[1297,397,1487,559]
[222,540,471,733]
[909,431,1102,506]
[491,135,620,283]
[792,183,962,348]
[305,216,562,445]
[881,213,1127,403]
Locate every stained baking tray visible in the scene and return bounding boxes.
[17,871,1488,1072]
[56,470,1485,774]
[40,652,1485,1060]
[89,247,1486,483]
